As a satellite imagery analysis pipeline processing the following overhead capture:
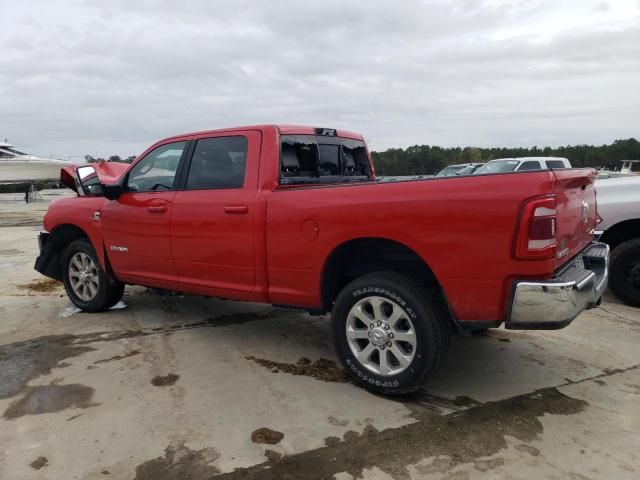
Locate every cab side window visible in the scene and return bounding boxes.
[517,160,541,171]
[186,136,247,190]
[127,141,186,192]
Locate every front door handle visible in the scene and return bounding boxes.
[148,205,168,213]
[224,205,249,214]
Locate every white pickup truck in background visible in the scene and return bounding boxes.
[474,157,571,174]
[596,176,640,306]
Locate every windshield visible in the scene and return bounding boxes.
[436,165,466,177]
[474,160,519,174]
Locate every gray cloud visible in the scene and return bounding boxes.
[1,0,639,158]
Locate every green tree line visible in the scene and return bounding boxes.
[371,138,640,176]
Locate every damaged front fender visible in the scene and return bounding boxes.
[60,162,129,193]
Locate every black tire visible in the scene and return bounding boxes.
[332,272,449,395]
[61,239,125,312]
[608,239,640,307]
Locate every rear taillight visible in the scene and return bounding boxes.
[514,195,557,259]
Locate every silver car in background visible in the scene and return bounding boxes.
[596,176,640,306]
[435,163,483,177]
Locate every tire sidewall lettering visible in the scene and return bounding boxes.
[341,283,425,391]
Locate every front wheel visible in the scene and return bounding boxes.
[62,239,125,312]
[332,272,449,394]
[609,239,640,307]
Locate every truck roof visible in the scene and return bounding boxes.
[157,124,365,144]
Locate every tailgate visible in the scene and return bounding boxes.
[553,169,597,266]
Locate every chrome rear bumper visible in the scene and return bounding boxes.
[507,242,609,330]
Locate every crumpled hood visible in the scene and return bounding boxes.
[60,162,129,192]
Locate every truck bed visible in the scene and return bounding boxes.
[266,169,597,323]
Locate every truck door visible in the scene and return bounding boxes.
[101,140,189,286]
[171,131,260,298]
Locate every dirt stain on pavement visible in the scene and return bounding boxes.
[3,383,98,419]
[474,457,505,472]
[0,212,44,228]
[94,350,141,365]
[245,356,347,383]
[251,428,284,445]
[452,396,481,408]
[0,335,95,399]
[0,311,291,399]
[134,441,220,480]
[30,456,49,470]
[16,278,62,294]
[215,387,587,480]
[328,416,349,427]
[264,449,283,463]
[324,436,341,447]
[66,309,294,346]
[515,444,541,456]
[0,248,23,256]
[151,373,180,387]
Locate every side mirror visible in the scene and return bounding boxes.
[75,166,123,200]
[76,166,103,197]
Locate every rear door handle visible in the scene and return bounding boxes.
[224,205,249,214]
[147,205,168,213]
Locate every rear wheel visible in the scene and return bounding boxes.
[62,239,124,312]
[332,272,449,394]
[609,239,640,307]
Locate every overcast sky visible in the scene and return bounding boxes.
[1,0,639,158]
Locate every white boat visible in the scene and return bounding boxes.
[0,140,68,163]
[619,159,640,175]
[0,140,70,181]
[597,160,640,179]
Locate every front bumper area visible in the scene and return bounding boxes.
[507,242,609,330]
[34,231,63,281]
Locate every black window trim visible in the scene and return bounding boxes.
[123,139,192,194]
[178,134,250,191]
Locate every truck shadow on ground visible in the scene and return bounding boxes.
[54,289,613,409]
[115,290,590,407]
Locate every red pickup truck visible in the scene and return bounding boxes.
[35,125,608,394]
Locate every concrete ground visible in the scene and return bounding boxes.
[0,192,638,480]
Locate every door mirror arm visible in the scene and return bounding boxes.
[103,184,124,200]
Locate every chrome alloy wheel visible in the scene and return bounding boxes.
[346,296,418,376]
[68,252,99,302]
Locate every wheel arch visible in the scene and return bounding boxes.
[37,224,111,281]
[320,236,447,311]
[599,219,640,250]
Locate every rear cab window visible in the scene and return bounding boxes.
[545,160,567,169]
[280,134,372,185]
[516,160,542,171]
